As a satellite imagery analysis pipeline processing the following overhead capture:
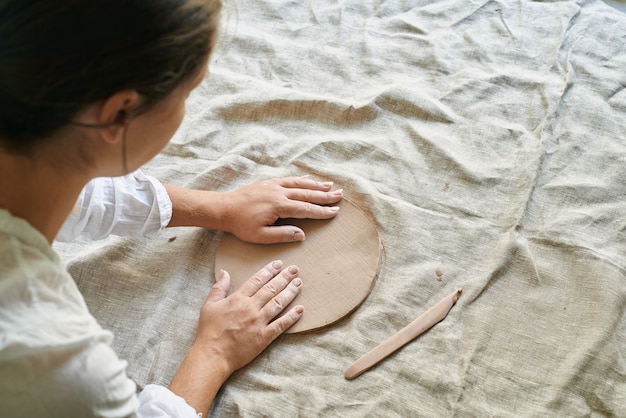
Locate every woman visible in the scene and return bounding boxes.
[0,1,342,417]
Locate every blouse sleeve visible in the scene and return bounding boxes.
[137,385,202,418]
[55,170,172,242]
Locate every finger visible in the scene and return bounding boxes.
[266,305,304,340]
[253,225,306,244]
[256,265,300,304]
[284,188,343,205]
[276,200,341,221]
[206,269,231,303]
[237,260,284,297]
[277,176,335,192]
[261,275,303,319]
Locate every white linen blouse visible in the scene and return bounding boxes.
[0,171,201,418]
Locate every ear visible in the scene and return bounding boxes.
[97,90,142,144]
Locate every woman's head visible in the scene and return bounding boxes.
[0,0,221,155]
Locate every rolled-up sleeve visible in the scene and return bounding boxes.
[138,385,202,418]
[56,170,172,242]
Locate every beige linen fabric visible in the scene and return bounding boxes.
[54,0,626,416]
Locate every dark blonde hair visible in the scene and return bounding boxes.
[0,0,221,153]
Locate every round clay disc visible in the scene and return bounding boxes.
[214,197,382,333]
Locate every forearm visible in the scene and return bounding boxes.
[164,184,226,230]
[168,342,233,416]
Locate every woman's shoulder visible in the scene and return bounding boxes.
[0,215,138,416]
[0,209,108,358]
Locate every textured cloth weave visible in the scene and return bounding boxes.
[55,0,626,416]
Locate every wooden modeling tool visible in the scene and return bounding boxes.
[215,197,382,333]
[344,288,462,380]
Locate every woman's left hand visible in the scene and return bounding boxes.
[219,176,343,243]
[165,176,343,244]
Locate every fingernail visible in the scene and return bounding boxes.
[293,230,305,241]
[219,269,227,279]
[272,260,283,269]
[288,265,299,274]
[323,181,334,188]
[292,278,302,287]
[330,206,340,212]
[295,306,304,315]
[333,188,343,195]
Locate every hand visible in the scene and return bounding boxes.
[168,260,303,413]
[196,260,304,373]
[221,176,343,243]
[165,176,342,244]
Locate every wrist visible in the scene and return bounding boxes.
[168,340,234,415]
[190,339,235,378]
[164,184,228,231]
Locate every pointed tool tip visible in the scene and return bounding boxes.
[344,367,358,380]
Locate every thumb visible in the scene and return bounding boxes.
[207,269,231,302]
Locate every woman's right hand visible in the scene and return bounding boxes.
[197,260,304,372]
[169,260,304,415]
